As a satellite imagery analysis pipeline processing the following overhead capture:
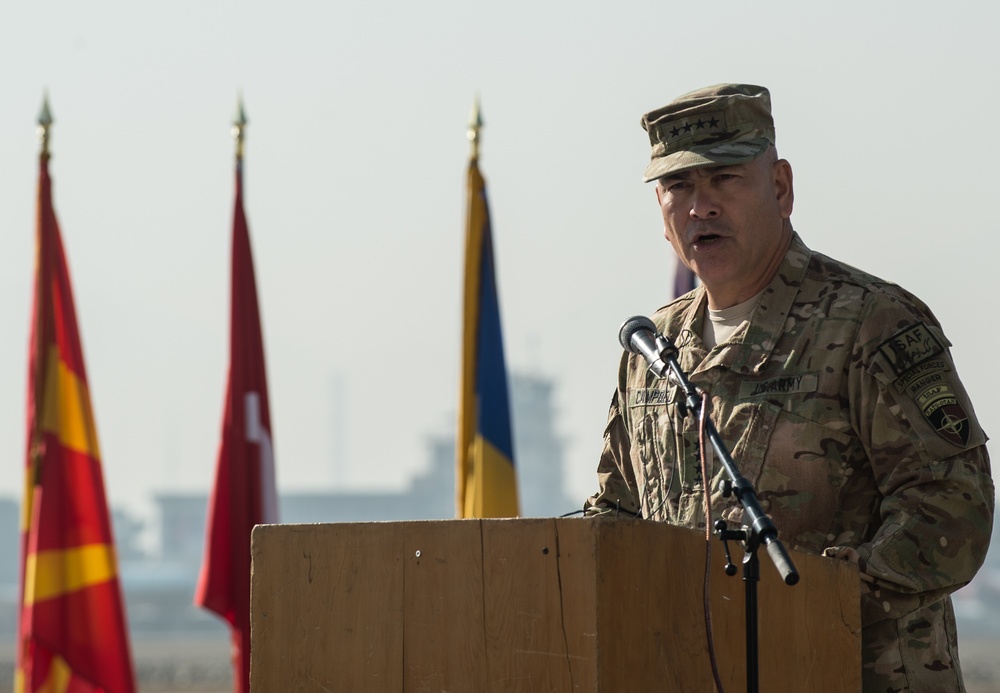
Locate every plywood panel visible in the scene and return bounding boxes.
[251,522,404,692]
[547,519,600,692]
[401,520,488,692]
[595,519,860,693]
[479,519,588,692]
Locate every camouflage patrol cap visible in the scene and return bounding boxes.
[640,83,775,183]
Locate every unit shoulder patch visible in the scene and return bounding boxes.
[922,394,971,447]
[892,358,971,447]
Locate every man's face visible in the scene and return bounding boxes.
[655,152,794,309]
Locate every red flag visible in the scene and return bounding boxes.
[18,113,137,693]
[195,115,278,693]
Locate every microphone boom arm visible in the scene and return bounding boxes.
[619,315,798,693]
[658,337,799,586]
[619,316,799,586]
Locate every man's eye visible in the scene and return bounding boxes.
[714,173,737,183]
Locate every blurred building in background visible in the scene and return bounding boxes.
[0,371,581,642]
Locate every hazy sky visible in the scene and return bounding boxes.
[1,2,997,529]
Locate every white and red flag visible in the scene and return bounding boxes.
[195,108,277,693]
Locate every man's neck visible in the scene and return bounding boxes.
[705,225,793,309]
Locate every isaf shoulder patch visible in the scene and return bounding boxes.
[878,323,944,376]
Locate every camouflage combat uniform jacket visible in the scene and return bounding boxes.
[585,233,994,692]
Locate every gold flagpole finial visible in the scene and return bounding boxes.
[37,93,53,158]
[467,96,483,161]
[233,92,248,160]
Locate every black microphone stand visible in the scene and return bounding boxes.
[650,332,799,693]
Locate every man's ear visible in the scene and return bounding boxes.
[655,183,672,240]
[774,159,794,219]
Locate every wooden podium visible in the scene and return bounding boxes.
[250,518,860,692]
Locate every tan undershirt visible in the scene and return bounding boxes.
[702,292,763,349]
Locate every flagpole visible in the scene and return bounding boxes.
[37,95,52,159]
[29,96,53,475]
[233,94,247,163]
[467,96,482,161]
[21,96,50,693]
[457,99,483,516]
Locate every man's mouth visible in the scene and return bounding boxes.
[692,232,724,245]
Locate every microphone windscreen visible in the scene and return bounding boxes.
[618,315,657,352]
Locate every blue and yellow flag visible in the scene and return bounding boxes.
[456,141,519,518]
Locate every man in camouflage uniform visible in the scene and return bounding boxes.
[584,83,994,692]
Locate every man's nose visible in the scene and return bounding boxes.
[689,187,720,219]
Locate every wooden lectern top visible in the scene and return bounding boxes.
[251,517,860,692]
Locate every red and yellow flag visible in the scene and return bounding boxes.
[195,108,278,693]
[17,115,136,693]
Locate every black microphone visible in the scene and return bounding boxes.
[618,315,672,379]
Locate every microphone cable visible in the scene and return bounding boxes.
[699,390,727,693]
